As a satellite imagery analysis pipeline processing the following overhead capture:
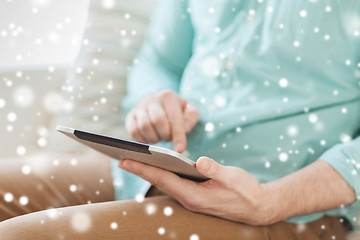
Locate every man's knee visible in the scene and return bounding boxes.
[0,206,101,240]
[0,211,51,240]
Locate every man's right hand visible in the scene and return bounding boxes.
[125,90,199,153]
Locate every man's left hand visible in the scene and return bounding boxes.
[118,156,272,225]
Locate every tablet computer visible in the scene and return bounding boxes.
[56,126,208,181]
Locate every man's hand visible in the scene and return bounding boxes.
[119,157,271,225]
[125,90,199,153]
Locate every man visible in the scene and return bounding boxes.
[118,0,360,238]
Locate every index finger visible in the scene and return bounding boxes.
[162,96,187,152]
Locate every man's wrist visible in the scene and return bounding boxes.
[258,183,281,225]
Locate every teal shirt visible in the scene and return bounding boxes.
[114,0,360,227]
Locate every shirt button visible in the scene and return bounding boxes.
[245,13,255,22]
[226,59,234,70]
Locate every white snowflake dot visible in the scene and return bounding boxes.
[92,115,99,122]
[53,159,59,166]
[22,165,31,175]
[205,122,215,132]
[308,114,318,123]
[19,196,29,205]
[13,86,35,107]
[279,78,288,88]
[279,153,289,162]
[135,194,144,203]
[46,208,59,219]
[146,203,157,215]
[163,206,173,216]
[16,146,26,156]
[0,98,5,108]
[102,0,115,9]
[287,125,298,137]
[190,234,200,240]
[16,71,23,78]
[340,134,351,143]
[293,41,300,47]
[214,95,227,108]
[71,212,92,233]
[110,222,118,230]
[69,184,77,192]
[37,126,48,137]
[4,193,14,202]
[7,112,17,122]
[37,137,47,147]
[113,178,123,187]
[299,10,307,17]
[92,59,99,65]
[158,227,165,235]
[100,97,107,104]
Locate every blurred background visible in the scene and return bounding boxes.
[0,0,158,158]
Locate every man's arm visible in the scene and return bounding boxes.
[123,0,193,114]
[262,160,355,224]
[122,0,196,151]
[118,156,356,225]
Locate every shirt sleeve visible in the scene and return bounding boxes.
[319,136,360,201]
[122,0,194,115]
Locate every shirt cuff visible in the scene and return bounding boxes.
[319,137,360,202]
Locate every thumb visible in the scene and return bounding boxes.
[196,156,225,180]
[183,102,199,133]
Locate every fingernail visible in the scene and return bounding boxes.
[122,160,129,169]
[201,160,209,171]
[185,121,192,132]
[175,143,184,152]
